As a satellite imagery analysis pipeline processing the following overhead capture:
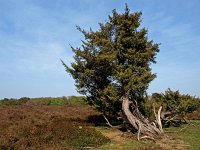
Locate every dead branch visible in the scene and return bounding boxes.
[102,114,124,130]
[137,121,141,141]
[102,114,114,128]
[157,106,163,132]
[82,147,94,149]
[153,104,163,133]
[140,135,156,143]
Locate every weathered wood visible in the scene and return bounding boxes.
[122,96,164,139]
[157,106,163,132]
[103,114,114,128]
[153,104,163,133]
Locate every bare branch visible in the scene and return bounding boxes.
[140,135,156,142]
[137,121,141,141]
[103,114,114,128]
[157,106,163,133]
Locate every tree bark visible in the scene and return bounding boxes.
[122,96,164,139]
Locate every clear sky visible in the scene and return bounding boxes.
[0,0,200,98]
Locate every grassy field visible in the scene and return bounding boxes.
[0,99,200,150]
[164,121,200,150]
[93,120,200,150]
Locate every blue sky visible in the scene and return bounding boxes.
[0,0,200,98]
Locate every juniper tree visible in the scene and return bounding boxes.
[151,89,200,126]
[62,5,164,139]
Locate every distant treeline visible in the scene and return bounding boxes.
[0,96,86,106]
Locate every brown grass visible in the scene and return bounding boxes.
[1,103,198,150]
[186,108,200,120]
[0,104,108,149]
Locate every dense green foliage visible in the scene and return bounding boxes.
[152,89,200,115]
[65,126,109,149]
[63,5,159,115]
[142,89,200,123]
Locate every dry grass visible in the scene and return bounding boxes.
[1,103,199,150]
[0,105,109,149]
[186,108,200,120]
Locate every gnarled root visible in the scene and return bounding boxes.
[122,96,165,140]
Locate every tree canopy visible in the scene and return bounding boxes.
[63,5,159,116]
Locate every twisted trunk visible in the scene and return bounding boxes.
[122,96,164,139]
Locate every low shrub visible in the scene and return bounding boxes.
[0,96,86,106]
[0,105,107,149]
[25,97,50,105]
[65,125,109,149]
[67,96,86,105]
[48,97,67,105]
[142,89,200,126]
[0,97,30,106]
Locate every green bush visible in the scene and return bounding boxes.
[65,126,110,149]
[67,96,86,105]
[130,89,199,122]
[0,97,30,106]
[0,96,86,106]
[152,89,200,115]
[48,97,66,105]
[18,97,30,104]
[0,98,17,105]
[143,89,200,126]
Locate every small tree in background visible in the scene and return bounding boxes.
[62,5,164,139]
[151,89,200,126]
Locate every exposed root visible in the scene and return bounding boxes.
[82,147,94,149]
[140,135,156,142]
[122,96,164,139]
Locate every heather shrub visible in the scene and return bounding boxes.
[0,105,107,149]
[26,97,51,105]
